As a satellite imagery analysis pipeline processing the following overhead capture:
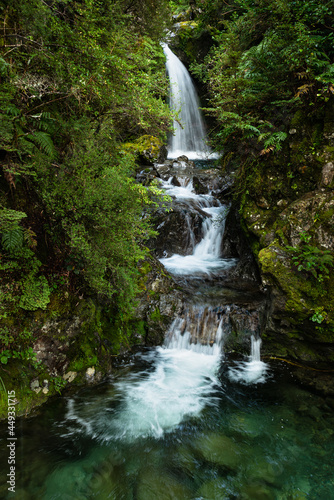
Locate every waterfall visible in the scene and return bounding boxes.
[165,309,225,355]
[228,335,268,384]
[251,335,262,362]
[163,44,216,160]
[159,176,237,276]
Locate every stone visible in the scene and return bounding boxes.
[197,479,230,499]
[136,470,192,500]
[85,366,95,382]
[196,433,242,469]
[63,371,78,383]
[30,378,40,391]
[240,482,276,499]
[245,460,283,485]
[320,161,334,187]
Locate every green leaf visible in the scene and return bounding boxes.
[1,228,24,253]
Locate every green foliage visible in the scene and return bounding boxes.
[52,376,67,394]
[310,307,327,324]
[0,209,27,231]
[1,228,24,253]
[0,0,173,326]
[188,0,334,156]
[26,132,56,158]
[0,327,40,367]
[19,274,51,311]
[287,233,334,280]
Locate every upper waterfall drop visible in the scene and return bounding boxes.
[163,44,216,160]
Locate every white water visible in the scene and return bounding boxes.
[64,322,224,441]
[163,44,217,160]
[62,47,269,444]
[160,177,237,275]
[228,336,269,384]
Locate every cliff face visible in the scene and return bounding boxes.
[237,100,334,368]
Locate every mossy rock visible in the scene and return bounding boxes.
[122,135,166,165]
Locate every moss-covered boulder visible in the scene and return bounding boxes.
[122,135,167,166]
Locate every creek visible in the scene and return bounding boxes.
[1,46,334,500]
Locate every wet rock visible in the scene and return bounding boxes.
[197,479,230,499]
[171,175,181,186]
[149,203,205,257]
[240,482,276,500]
[85,366,95,383]
[135,256,183,345]
[63,371,77,383]
[320,161,334,187]
[136,470,192,500]
[175,445,197,474]
[192,175,207,194]
[30,378,40,391]
[154,163,174,180]
[221,203,262,290]
[245,460,283,485]
[33,336,69,375]
[196,433,242,469]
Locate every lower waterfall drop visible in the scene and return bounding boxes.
[227,335,269,385]
[63,315,225,441]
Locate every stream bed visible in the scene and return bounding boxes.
[1,355,334,499]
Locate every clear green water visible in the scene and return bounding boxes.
[1,351,334,500]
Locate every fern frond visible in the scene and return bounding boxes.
[2,228,24,253]
[24,228,37,249]
[26,131,56,158]
[263,131,287,152]
[0,209,27,231]
[5,105,21,117]
[295,83,314,98]
[258,132,271,142]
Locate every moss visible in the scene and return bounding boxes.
[150,307,162,321]
[122,135,164,162]
[259,240,334,335]
[290,110,304,128]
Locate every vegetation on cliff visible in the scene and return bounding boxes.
[171,0,334,355]
[0,0,174,410]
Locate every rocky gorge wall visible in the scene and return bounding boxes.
[0,247,183,419]
[235,100,334,370]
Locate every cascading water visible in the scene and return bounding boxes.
[228,335,269,384]
[2,44,333,500]
[163,44,217,160]
[159,176,237,276]
[61,45,268,444]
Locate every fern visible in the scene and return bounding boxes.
[0,208,27,231]
[5,105,21,117]
[30,112,57,134]
[26,131,56,158]
[262,131,287,152]
[0,57,9,76]
[2,228,24,253]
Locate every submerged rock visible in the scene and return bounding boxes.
[136,470,192,500]
[197,479,230,499]
[196,433,242,470]
[240,482,276,500]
